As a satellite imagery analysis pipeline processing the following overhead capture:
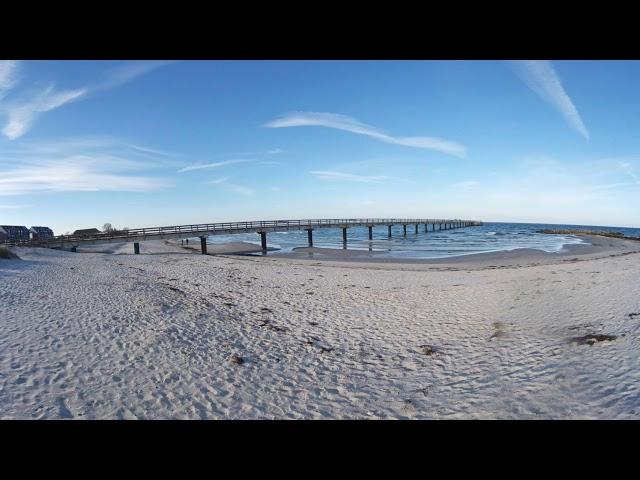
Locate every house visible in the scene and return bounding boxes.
[0,225,31,242]
[29,226,54,240]
[73,228,101,237]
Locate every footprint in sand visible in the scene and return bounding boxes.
[57,397,74,419]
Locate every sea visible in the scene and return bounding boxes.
[204,222,640,260]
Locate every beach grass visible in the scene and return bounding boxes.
[0,246,20,260]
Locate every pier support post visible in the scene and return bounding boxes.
[368,226,373,240]
[134,242,140,255]
[342,227,348,247]
[306,229,313,247]
[200,236,207,255]
[388,225,392,237]
[415,224,418,234]
[432,224,435,232]
[403,225,407,236]
[260,232,267,251]
[425,224,428,233]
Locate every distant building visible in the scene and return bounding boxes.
[0,227,7,242]
[0,225,30,242]
[29,226,54,240]
[73,228,101,237]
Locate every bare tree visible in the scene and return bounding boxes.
[103,223,114,232]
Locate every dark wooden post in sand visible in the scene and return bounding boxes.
[200,236,207,254]
[260,232,267,251]
[368,226,373,240]
[306,229,313,247]
[388,225,392,237]
[134,242,140,254]
[403,224,407,236]
[342,227,348,246]
[415,224,418,234]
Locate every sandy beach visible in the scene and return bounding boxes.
[2,235,640,419]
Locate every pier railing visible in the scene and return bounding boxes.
[8,218,482,248]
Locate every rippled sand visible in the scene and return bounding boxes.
[2,237,640,419]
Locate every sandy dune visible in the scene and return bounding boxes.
[2,239,640,419]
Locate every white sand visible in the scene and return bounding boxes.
[2,239,640,419]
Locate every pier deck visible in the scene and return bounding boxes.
[9,218,483,254]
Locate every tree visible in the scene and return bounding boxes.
[103,223,114,232]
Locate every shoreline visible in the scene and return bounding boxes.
[223,234,640,270]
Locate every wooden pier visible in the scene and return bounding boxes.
[11,218,483,254]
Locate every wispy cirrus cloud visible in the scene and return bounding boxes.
[207,176,231,185]
[92,61,173,92]
[0,60,20,100]
[620,161,639,185]
[511,60,589,140]
[2,85,87,139]
[178,159,249,173]
[0,61,172,140]
[205,176,253,195]
[0,157,166,196]
[311,170,387,183]
[226,184,254,195]
[265,112,466,158]
[0,137,170,196]
[0,203,25,209]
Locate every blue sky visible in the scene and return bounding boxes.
[1,60,639,233]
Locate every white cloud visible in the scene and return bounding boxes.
[204,176,253,195]
[226,184,254,195]
[125,143,173,157]
[207,176,230,184]
[268,148,285,154]
[310,170,387,183]
[620,161,639,185]
[0,157,166,196]
[1,61,171,140]
[178,159,248,173]
[92,61,173,92]
[511,60,589,140]
[0,60,20,99]
[2,86,87,139]
[0,138,170,196]
[265,112,466,158]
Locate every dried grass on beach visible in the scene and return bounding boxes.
[0,247,20,260]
